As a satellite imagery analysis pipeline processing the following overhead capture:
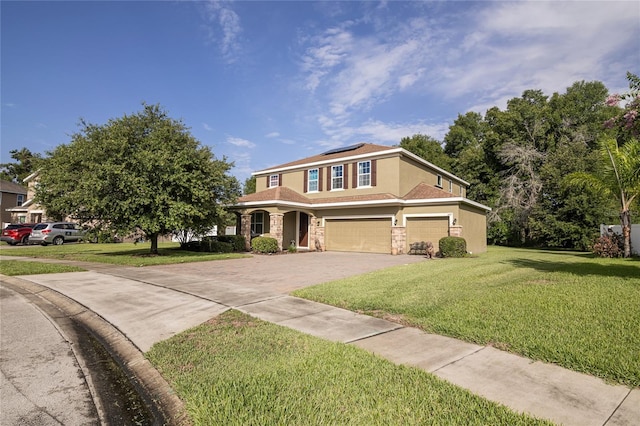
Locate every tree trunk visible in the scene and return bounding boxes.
[620,209,632,258]
[150,233,159,255]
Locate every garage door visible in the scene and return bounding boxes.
[406,217,449,252]
[325,218,391,253]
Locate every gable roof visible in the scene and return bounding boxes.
[255,143,393,174]
[0,180,27,195]
[403,182,457,200]
[236,181,490,212]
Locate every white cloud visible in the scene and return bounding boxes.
[202,1,242,63]
[265,131,280,138]
[202,123,213,131]
[227,136,255,148]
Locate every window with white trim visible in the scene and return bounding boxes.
[269,174,279,187]
[449,180,453,193]
[358,161,371,187]
[308,168,319,192]
[436,175,442,188]
[331,165,343,190]
[17,194,24,206]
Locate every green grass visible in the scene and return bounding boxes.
[0,260,85,276]
[293,246,640,387]
[0,242,249,266]
[147,310,551,425]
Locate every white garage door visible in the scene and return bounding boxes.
[406,217,449,252]
[325,218,391,253]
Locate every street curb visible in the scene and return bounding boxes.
[0,274,191,426]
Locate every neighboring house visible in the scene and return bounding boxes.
[0,180,28,228]
[6,171,50,225]
[232,143,491,254]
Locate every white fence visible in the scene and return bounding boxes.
[600,224,640,255]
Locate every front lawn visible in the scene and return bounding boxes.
[147,310,551,425]
[0,242,249,266]
[293,246,640,387]
[0,260,85,276]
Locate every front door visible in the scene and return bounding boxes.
[298,212,309,247]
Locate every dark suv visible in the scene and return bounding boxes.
[1,223,37,245]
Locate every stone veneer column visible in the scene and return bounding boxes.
[449,225,463,237]
[269,213,284,251]
[315,225,325,251]
[308,214,317,251]
[391,227,406,255]
[241,214,252,251]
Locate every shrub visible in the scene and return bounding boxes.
[181,237,233,253]
[252,236,279,253]
[217,235,247,252]
[287,242,298,253]
[591,233,625,258]
[439,236,467,258]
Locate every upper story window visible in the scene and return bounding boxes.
[308,168,319,192]
[331,165,343,190]
[358,161,371,187]
[16,194,24,206]
[449,180,453,193]
[436,175,443,188]
[269,174,280,188]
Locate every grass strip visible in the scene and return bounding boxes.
[0,242,249,266]
[0,260,85,276]
[293,247,640,387]
[147,310,551,425]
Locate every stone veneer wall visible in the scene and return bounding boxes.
[391,227,406,255]
[269,213,284,251]
[315,226,325,251]
[241,214,252,251]
[449,225,463,237]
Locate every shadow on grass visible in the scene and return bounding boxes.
[505,258,640,280]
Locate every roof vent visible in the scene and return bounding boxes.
[321,143,365,156]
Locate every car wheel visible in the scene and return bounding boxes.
[52,236,64,246]
[8,241,17,246]
[21,235,29,245]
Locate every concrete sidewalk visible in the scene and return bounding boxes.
[1,254,638,425]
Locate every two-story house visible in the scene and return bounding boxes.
[232,143,490,254]
[5,171,50,225]
[0,180,28,228]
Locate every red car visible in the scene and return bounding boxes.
[1,223,37,245]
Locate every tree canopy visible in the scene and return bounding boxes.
[0,148,42,183]
[36,104,240,253]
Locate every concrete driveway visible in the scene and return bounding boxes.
[149,251,427,293]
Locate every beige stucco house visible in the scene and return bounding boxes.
[232,143,491,254]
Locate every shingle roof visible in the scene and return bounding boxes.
[237,182,460,207]
[256,143,394,173]
[403,182,457,200]
[0,180,27,195]
[238,186,311,204]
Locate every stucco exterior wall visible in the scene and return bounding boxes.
[458,204,488,254]
[398,156,465,197]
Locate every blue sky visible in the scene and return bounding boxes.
[2,1,639,183]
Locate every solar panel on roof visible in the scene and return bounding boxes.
[321,143,365,156]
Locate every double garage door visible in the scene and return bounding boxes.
[325,218,391,254]
[405,217,449,251]
[324,216,450,254]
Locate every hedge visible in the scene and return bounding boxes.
[439,236,467,258]
[251,236,279,253]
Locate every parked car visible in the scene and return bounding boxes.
[1,223,37,245]
[29,222,85,246]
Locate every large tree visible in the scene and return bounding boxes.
[397,134,451,170]
[36,104,240,254]
[0,148,42,183]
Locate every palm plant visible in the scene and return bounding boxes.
[568,138,640,257]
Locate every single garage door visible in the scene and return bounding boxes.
[325,218,391,253]
[406,217,449,252]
